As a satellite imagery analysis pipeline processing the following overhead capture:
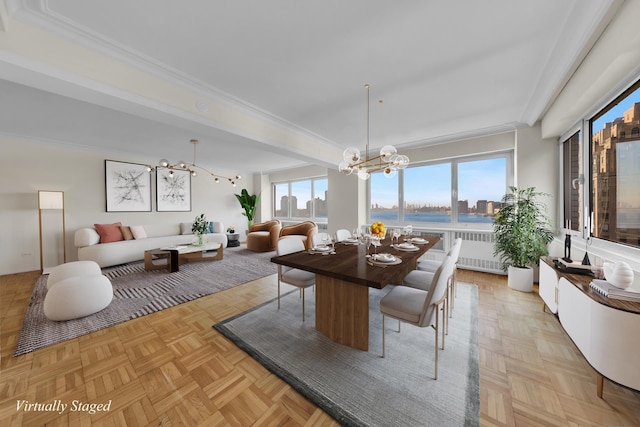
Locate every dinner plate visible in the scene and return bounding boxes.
[410,238,428,244]
[371,253,396,263]
[369,257,402,267]
[311,246,331,252]
[343,238,359,244]
[395,243,419,251]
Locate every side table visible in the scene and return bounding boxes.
[227,233,240,247]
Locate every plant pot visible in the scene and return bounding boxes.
[508,265,533,292]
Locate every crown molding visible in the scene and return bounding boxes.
[9,0,342,150]
[519,0,622,127]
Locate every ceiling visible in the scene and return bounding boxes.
[0,0,620,173]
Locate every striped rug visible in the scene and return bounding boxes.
[14,247,276,356]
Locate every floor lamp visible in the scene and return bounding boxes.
[38,190,66,273]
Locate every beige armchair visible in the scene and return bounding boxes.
[279,221,318,250]
[246,219,282,252]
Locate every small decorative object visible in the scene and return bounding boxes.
[605,261,634,289]
[370,221,386,238]
[227,226,235,233]
[563,233,572,263]
[192,213,208,246]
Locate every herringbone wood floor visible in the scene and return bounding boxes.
[1,267,639,426]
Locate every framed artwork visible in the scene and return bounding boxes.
[105,160,152,212]
[156,168,191,212]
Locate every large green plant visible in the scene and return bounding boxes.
[234,189,260,228]
[493,186,554,270]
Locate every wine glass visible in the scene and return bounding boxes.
[365,234,372,257]
[393,228,401,245]
[371,235,381,255]
[321,233,330,248]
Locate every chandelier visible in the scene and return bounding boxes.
[155,139,241,186]
[339,84,409,180]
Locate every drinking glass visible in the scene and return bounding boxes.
[371,236,381,254]
[393,228,401,244]
[365,235,372,257]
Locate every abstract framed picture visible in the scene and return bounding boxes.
[156,168,191,212]
[104,160,152,212]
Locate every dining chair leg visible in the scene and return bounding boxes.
[277,278,281,309]
[382,315,386,358]
[301,288,305,321]
[433,320,439,380]
[398,320,401,332]
[441,301,446,350]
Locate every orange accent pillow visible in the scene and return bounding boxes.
[94,222,124,243]
[120,225,134,240]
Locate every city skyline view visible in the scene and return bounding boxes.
[371,157,507,211]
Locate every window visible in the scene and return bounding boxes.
[273,177,328,222]
[369,152,511,226]
[457,157,507,224]
[562,131,582,232]
[590,80,640,247]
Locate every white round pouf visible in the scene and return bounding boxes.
[47,261,102,289]
[44,275,113,321]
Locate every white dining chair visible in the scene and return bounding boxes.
[335,229,352,242]
[379,256,454,379]
[276,237,316,320]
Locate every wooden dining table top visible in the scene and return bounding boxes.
[271,236,440,289]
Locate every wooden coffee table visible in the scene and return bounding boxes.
[144,243,223,272]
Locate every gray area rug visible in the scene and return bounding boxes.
[14,247,276,356]
[215,282,480,427]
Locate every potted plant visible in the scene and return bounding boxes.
[493,186,554,292]
[234,189,260,231]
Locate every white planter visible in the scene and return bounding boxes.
[508,266,534,292]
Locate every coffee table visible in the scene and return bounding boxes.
[144,243,223,272]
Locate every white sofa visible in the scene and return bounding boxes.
[75,223,228,268]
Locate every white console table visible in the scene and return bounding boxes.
[539,257,640,398]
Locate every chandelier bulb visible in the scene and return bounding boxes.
[168,170,174,177]
[159,159,170,168]
[191,170,197,177]
[214,177,220,183]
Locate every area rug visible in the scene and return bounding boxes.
[14,247,277,356]
[215,282,479,427]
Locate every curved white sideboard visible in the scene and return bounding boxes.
[540,258,640,397]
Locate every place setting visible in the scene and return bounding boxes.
[368,252,402,267]
[308,233,336,255]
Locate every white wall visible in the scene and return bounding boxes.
[516,123,559,226]
[0,136,253,275]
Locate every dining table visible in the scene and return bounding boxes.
[271,235,440,351]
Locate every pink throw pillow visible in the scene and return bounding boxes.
[130,225,147,240]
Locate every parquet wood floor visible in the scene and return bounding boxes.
[1,267,639,426]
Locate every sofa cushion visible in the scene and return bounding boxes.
[180,222,193,235]
[94,222,124,243]
[130,225,147,239]
[121,225,134,240]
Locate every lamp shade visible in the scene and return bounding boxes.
[38,191,64,210]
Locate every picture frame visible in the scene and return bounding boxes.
[105,160,152,212]
[156,167,192,212]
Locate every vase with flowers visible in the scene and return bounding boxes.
[192,213,208,246]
